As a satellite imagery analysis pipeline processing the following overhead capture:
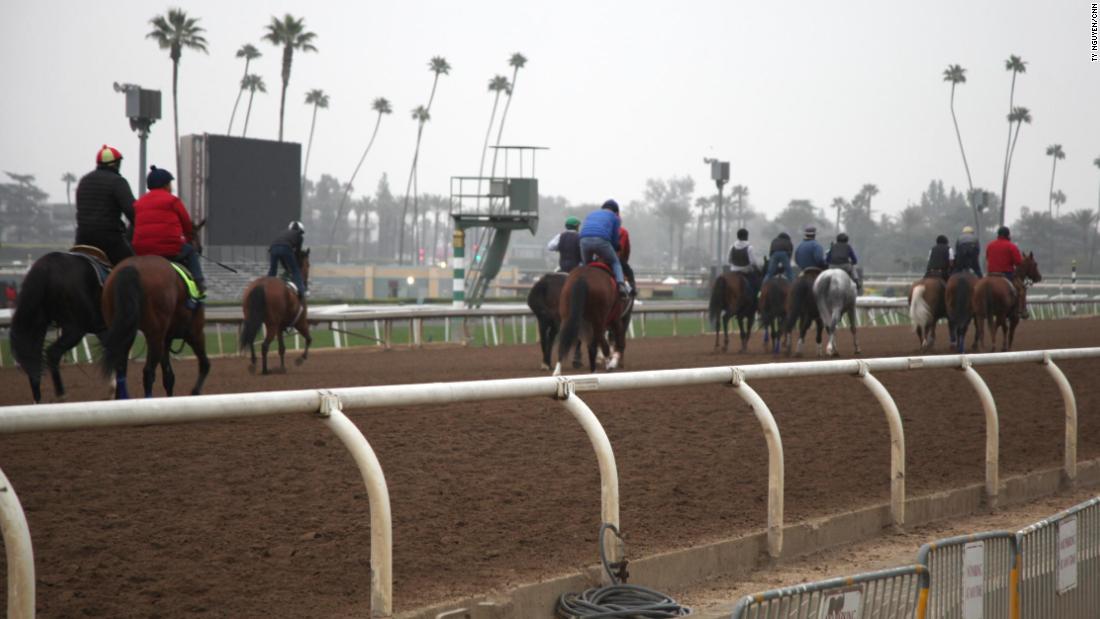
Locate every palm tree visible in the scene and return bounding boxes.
[1046,144,1066,217]
[861,184,879,220]
[478,75,511,187]
[1002,106,1032,212]
[943,64,977,231]
[328,97,392,259]
[398,57,451,263]
[730,185,749,230]
[489,52,528,177]
[147,8,208,179]
[60,172,76,206]
[228,44,261,134]
[831,197,847,232]
[1051,190,1067,217]
[262,14,318,142]
[301,89,329,192]
[240,74,266,137]
[999,55,1028,226]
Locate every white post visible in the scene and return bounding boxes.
[82,336,93,363]
[960,359,1000,505]
[374,320,383,347]
[315,393,392,617]
[729,368,784,557]
[856,362,905,527]
[556,381,622,579]
[331,322,342,349]
[0,466,35,619]
[1043,353,1077,486]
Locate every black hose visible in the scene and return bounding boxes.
[555,524,690,618]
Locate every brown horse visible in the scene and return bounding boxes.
[784,268,824,356]
[240,248,312,374]
[972,253,1042,351]
[552,265,629,374]
[907,277,947,351]
[527,273,579,370]
[758,276,791,355]
[945,271,979,353]
[708,272,758,353]
[101,255,211,398]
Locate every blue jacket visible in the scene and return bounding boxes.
[579,209,621,249]
[794,239,827,269]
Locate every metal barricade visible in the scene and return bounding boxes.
[1016,496,1100,618]
[916,532,1018,618]
[731,565,925,619]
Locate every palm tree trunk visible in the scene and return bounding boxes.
[172,58,181,183]
[431,208,442,264]
[479,92,503,191]
[278,46,292,142]
[999,73,1018,227]
[1049,158,1059,217]
[948,84,979,235]
[302,103,319,196]
[228,58,251,134]
[243,90,255,137]
[398,122,426,264]
[328,112,384,260]
[490,66,521,178]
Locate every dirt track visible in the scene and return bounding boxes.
[2,319,1099,618]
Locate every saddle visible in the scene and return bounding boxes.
[68,245,113,287]
[167,262,205,307]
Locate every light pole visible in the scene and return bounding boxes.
[704,158,730,277]
[113,82,161,196]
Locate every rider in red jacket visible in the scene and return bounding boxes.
[985,225,1026,318]
[132,166,205,294]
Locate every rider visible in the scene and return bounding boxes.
[794,225,827,273]
[546,216,582,273]
[923,235,952,281]
[74,144,136,265]
[269,221,308,297]
[763,231,795,283]
[131,166,205,296]
[952,225,983,277]
[616,211,636,296]
[579,199,631,298]
[728,228,763,297]
[826,232,863,294]
[986,225,1027,318]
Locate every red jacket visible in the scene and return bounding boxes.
[618,226,631,262]
[132,188,194,257]
[985,237,1023,274]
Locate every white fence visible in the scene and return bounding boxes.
[0,347,1097,618]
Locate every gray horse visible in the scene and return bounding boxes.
[813,267,861,357]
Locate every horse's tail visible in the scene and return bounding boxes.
[101,265,143,376]
[10,259,51,375]
[708,275,728,328]
[784,277,807,333]
[953,277,972,327]
[558,277,587,362]
[240,285,267,350]
[909,284,931,333]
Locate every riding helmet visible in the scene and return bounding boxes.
[289,221,305,233]
[935,234,948,244]
[803,225,817,238]
[96,144,123,165]
[997,226,1010,238]
[601,199,620,214]
[736,228,748,241]
[146,166,174,189]
[564,216,581,230]
[836,233,849,243]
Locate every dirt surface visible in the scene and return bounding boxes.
[2,319,1099,618]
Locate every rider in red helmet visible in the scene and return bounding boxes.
[74,145,136,265]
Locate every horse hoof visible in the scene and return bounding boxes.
[540,363,550,371]
[247,364,257,375]
[571,361,583,370]
[56,393,68,403]
[191,388,201,396]
[552,362,562,376]
[295,356,306,366]
[261,369,270,376]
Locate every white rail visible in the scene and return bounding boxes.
[0,347,1097,617]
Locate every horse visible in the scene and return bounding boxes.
[552,264,629,374]
[908,277,948,352]
[945,270,979,353]
[100,255,211,398]
[526,272,583,370]
[758,276,791,355]
[813,267,861,357]
[784,268,824,357]
[708,272,757,353]
[240,248,313,374]
[9,248,110,402]
[973,253,1041,352]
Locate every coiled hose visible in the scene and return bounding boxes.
[555,523,691,618]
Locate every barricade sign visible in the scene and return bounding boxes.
[1057,515,1077,594]
[962,541,984,618]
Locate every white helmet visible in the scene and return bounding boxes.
[288,221,305,233]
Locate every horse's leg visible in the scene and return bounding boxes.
[587,339,598,373]
[143,338,162,398]
[572,332,583,369]
[187,330,212,396]
[159,338,175,397]
[739,313,753,353]
[44,325,84,402]
[849,307,861,355]
[795,316,807,357]
[537,318,551,370]
[1000,316,1010,352]
[1008,316,1019,351]
[295,319,313,366]
[713,313,721,351]
[277,329,287,372]
[22,325,47,403]
[260,320,274,375]
[722,312,732,353]
[815,319,824,357]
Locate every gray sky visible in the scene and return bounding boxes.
[2,0,1098,226]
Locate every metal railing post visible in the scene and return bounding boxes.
[856,361,906,527]
[960,357,1000,506]
[730,367,785,557]
[0,466,35,619]
[554,379,623,577]
[315,392,393,617]
[1042,352,1077,486]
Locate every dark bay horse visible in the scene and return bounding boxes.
[101,255,211,398]
[527,272,583,370]
[552,265,629,374]
[973,253,1041,352]
[945,271,979,353]
[758,276,791,355]
[708,272,757,353]
[9,249,109,402]
[784,268,824,357]
[908,277,947,351]
[240,248,313,374]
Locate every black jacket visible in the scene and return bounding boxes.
[557,230,581,272]
[926,244,951,272]
[75,165,135,235]
[271,228,305,252]
[769,236,794,256]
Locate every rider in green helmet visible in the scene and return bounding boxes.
[547,216,582,272]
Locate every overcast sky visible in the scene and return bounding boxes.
[2,1,1098,226]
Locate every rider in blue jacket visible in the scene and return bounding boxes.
[794,225,827,271]
[579,199,630,297]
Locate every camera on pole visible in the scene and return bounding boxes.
[113,82,161,195]
[704,158,730,277]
